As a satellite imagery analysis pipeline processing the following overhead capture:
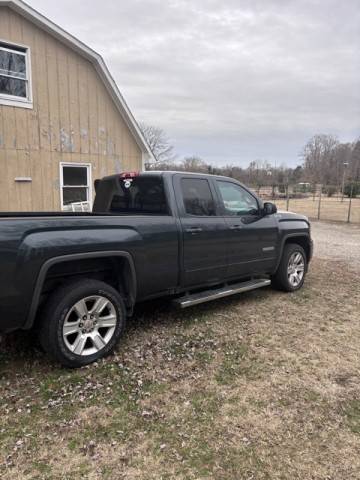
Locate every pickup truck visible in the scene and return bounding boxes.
[0,171,313,367]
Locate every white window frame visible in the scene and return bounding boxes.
[59,163,92,211]
[0,39,33,109]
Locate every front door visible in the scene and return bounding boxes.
[173,175,228,287]
[215,180,279,279]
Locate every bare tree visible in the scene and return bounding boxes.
[246,159,273,186]
[302,134,339,184]
[181,156,208,173]
[350,139,360,181]
[137,128,359,187]
[139,123,176,166]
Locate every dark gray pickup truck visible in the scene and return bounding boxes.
[0,171,313,367]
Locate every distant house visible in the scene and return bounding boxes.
[0,0,153,212]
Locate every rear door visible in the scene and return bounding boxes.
[173,175,228,288]
[215,179,279,278]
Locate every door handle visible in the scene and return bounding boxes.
[185,227,203,234]
[229,225,242,230]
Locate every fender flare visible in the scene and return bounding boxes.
[274,232,312,272]
[24,251,137,330]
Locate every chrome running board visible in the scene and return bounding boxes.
[173,278,271,309]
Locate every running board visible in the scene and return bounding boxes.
[173,278,271,309]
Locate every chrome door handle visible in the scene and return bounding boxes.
[185,227,203,234]
[229,225,242,230]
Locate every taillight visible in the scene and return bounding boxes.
[120,172,139,179]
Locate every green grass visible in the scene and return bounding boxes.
[215,342,263,384]
[343,400,360,435]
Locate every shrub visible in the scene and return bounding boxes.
[323,185,337,197]
[344,183,360,198]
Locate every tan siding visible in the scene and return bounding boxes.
[57,43,72,153]
[34,28,52,152]
[0,151,9,210]
[88,66,99,156]
[78,61,90,155]
[0,6,142,212]
[40,150,54,210]
[46,35,61,151]
[10,5,30,152]
[68,57,80,153]
[29,149,44,210]
[17,150,32,210]
[97,81,107,157]
[21,16,40,151]
[4,150,20,209]
[2,106,17,149]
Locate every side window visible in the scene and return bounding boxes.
[181,178,216,216]
[0,42,32,108]
[217,181,258,216]
[60,163,92,211]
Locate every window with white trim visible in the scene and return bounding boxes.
[0,41,32,107]
[60,163,92,211]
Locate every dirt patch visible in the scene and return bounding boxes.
[311,220,360,271]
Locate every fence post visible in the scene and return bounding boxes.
[347,183,353,223]
[317,185,322,220]
[286,184,289,211]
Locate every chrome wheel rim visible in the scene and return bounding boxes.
[62,295,117,356]
[287,251,305,287]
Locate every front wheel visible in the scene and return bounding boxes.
[271,243,307,292]
[39,279,126,368]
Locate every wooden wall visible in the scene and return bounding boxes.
[0,7,142,211]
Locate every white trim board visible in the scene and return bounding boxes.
[0,0,154,166]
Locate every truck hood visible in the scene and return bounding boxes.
[276,210,310,224]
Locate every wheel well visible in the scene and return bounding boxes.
[284,236,311,262]
[36,256,136,319]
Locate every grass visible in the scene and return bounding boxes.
[1,258,360,479]
[343,400,360,435]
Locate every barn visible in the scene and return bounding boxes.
[0,0,153,212]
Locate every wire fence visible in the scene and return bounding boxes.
[251,182,360,224]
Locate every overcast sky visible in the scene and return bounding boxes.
[30,0,360,167]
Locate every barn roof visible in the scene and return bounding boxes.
[0,0,155,165]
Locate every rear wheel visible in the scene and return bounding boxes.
[39,279,126,368]
[271,243,307,292]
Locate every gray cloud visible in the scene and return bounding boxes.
[31,0,360,166]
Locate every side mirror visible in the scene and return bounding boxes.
[263,202,277,215]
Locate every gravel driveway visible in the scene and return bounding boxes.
[310,220,360,272]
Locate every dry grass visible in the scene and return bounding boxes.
[273,197,360,223]
[1,258,360,479]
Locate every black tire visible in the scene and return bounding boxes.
[38,279,126,368]
[271,243,307,292]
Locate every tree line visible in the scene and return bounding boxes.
[140,123,360,192]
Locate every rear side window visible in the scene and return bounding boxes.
[181,178,216,216]
[94,176,168,214]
